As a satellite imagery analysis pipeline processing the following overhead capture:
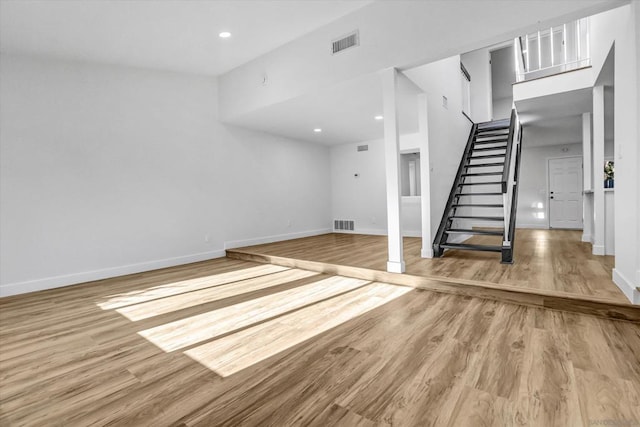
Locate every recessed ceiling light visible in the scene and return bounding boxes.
[219,32,232,38]
[374,115,384,120]
[313,128,322,133]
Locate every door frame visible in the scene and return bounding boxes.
[547,155,584,230]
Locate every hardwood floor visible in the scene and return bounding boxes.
[230,229,627,303]
[1,257,639,426]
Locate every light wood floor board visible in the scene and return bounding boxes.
[1,257,639,426]
[227,250,640,322]
[227,230,639,322]
[229,229,625,301]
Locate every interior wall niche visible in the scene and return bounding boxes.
[401,152,421,197]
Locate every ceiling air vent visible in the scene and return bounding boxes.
[332,30,359,55]
[357,145,368,152]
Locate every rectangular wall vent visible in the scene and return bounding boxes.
[357,144,368,152]
[334,219,355,231]
[332,30,359,55]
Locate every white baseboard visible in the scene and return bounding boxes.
[421,247,434,258]
[1,228,335,298]
[581,233,592,242]
[0,249,226,298]
[612,268,640,304]
[387,261,405,273]
[592,244,605,256]
[335,228,421,238]
[224,228,332,249]
[350,228,387,236]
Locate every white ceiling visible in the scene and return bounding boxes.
[0,0,372,76]
[226,71,420,145]
[516,88,592,146]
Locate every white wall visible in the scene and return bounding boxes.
[0,54,331,296]
[218,0,617,121]
[613,3,639,302]
[589,4,639,301]
[517,142,582,229]
[330,134,423,237]
[636,0,640,304]
[461,48,492,123]
[404,56,472,239]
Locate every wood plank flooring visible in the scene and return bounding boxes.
[1,257,639,426]
[229,229,627,302]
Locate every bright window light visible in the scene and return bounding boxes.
[374,115,384,121]
[313,128,322,133]
[219,32,232,38]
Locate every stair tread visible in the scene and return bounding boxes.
[473,146,507,151]
[440,243,503,252]
[450,215,504,221]
[475,134,509,139]
[470,154,506,159]
[465,162,505,168]
[462,172,503,176]
[458,181,503,186]
[446,228,504,236]
[457,192,503,196]
[451,204,504,207]
[474,139,509,144]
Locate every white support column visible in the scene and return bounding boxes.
[418,94,433,258]
[592,86,605,255]
[381,68,405,273]
[581,112,593,243]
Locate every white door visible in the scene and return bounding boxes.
[549,157,583,229]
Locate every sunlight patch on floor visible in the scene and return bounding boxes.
[138,275,370,351]
[118,269,318,321]
[97,264,289,310]
[184,282,411,377]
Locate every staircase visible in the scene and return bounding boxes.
[433,110,522,263]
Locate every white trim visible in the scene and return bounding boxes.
[0,249,225,298]
[592,244,605,256]
[224,228,332,250]
[387,260,405,273]
[351,228,386,236]
[1,228,334,298]
[581,233,592,242]
[335,228,422,238]
[612,268,640,305]
[421,247,434,258]
[547,155,584,230]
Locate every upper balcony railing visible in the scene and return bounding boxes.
[514,17,590,82]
